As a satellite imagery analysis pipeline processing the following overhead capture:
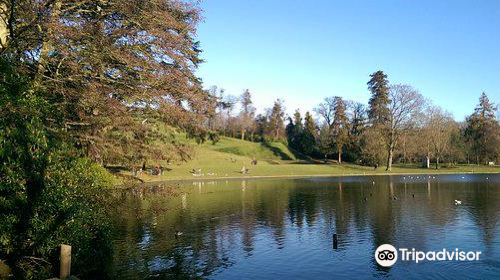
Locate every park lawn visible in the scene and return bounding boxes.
[114,137,500,183]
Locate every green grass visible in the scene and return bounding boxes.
[115,136,500,183]
[207,137,302,160]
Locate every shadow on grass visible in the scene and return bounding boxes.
[261,142,294,160]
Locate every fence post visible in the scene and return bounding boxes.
[59,244,71,279]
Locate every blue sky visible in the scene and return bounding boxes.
[195,0,500,120]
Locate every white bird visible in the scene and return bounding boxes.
[455,200,462,205]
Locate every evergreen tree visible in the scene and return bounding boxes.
[286,110,304,152]
[267,99,286,140]
[367,71,390,125]
[318,123,335,161]
[465,92,500,164]
[286,117,297,148]
[302,111,318,156]
[332,97,349,164]
[293,110,303,130]
[346,102,366,160]
[239,89,256,140]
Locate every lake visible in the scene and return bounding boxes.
[108,174,500,279]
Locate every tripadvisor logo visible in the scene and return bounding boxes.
[375,244,482,267]
[375,244,398,267]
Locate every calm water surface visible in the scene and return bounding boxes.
[109,174,500,279]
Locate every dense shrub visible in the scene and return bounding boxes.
[0,59,113,279]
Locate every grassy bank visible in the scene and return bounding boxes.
[114,137,500,183]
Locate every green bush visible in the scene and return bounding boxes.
[0,59,113,279]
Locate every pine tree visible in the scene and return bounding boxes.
[367,71,390,125]
[286,110,304,152]
[302,112,317,156]
[239,89,256,140]
[267,99,286,140]
[465,92,500,164]
[332,97,349,164]
[293,110,303,130]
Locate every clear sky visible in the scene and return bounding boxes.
[195,0,500,120]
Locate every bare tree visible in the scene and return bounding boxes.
[385,84,425,171]
[426,106,456,169]
[314,97,335,127]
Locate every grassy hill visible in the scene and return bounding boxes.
[113,136,500,184]
[206,137,304,161]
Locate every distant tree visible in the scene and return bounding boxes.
[449,123,468,164]
[239,89,256,140]
[293,110,303,130]
[255,114,269,141]
[286,117,297,147]
[345,101,366,161]
[349,102,367,136]
[314,97,336,127]
[360,127,387,166]
[464,92,500,164]
[385,84,425,171]
[332,97,349,164]
[426,106,456,169]
[367,71,390,125]
[303,111,318,156]
[286,110,303,151]
[267,99,286,140]
[318,124,335,161]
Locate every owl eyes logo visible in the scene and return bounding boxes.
[378,250,396,261]
[375,244,398,267]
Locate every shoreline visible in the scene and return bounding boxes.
[113,170,500,188]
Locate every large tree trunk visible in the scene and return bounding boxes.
[426,156,430,169]
[241,129,245,141]
[337,145,342,164]
[435,156,439,169]
[386,148,393,171]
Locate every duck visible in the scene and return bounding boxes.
[174,231,183,237]
[455,200,462,205]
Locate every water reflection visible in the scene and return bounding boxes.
[109,174,500,279]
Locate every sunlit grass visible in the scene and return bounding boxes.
[115,137,500,183]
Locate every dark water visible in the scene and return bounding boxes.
[109,174,500,279]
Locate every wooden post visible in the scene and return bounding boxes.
[60,244,71,279]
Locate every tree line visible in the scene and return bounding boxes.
[206,71,500,171]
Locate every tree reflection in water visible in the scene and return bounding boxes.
[108,175,500,280]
